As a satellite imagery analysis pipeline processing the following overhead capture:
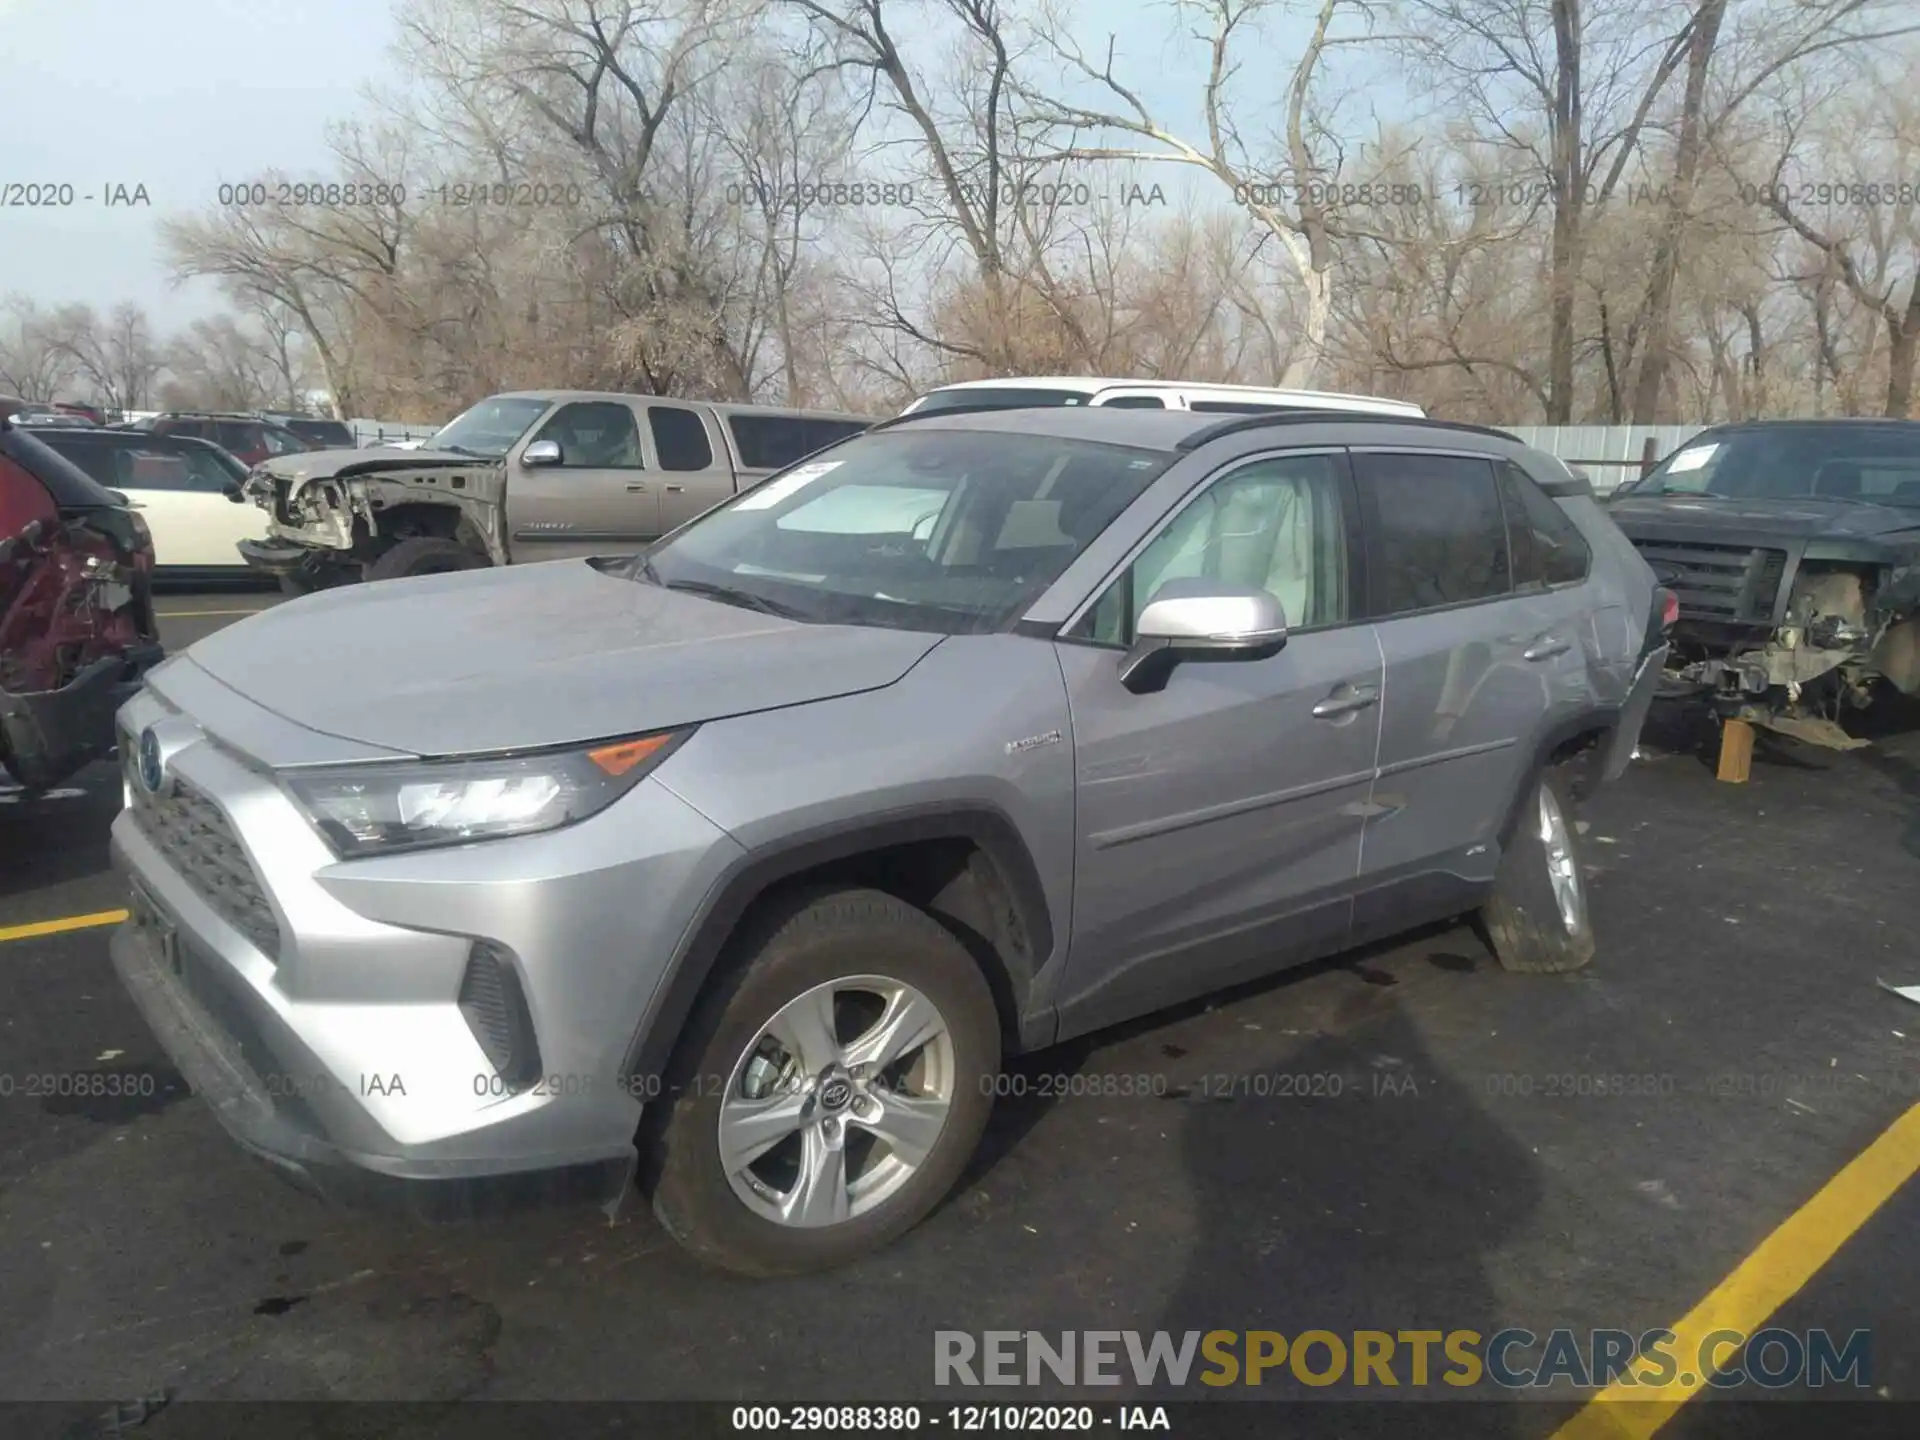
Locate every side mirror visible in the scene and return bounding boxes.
[223,481,245,502]
[522,439,563,467]
[105,489,133,507]
[1118,579,1289,694]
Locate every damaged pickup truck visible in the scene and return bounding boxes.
[1607,419,1920,748]
[237,390,872,591]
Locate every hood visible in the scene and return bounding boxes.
[182,560,943,757]
[261,446,488,487]
[1607,491,1920,543]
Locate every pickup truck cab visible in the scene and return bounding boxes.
[236,390,874,590]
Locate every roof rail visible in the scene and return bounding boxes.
[864,402,1068,430]
[1173,411,1517,451]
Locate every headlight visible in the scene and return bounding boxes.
[284,729,690,856]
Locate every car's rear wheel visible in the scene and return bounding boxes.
[643,887,1000,1276]
[363,535,489,582]
[1480,767,1595,973]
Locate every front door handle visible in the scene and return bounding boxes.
[1523,636,1571,662]
[625,483,648,492]
[1312,683,1379,719]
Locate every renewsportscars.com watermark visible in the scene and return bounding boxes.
[934,1328,1871,1390]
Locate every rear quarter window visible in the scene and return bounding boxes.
[727,415,869,469]
[1500,462,1591,587]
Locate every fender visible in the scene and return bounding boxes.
[619,804,1059,1088]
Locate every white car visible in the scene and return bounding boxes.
[901,375,1426,417]
[28,427,270,579]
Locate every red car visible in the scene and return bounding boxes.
[134,413,314,468]
[1,418,163,789]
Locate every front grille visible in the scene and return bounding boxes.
[1629,540,1789,623]
[127,758,282,959]
[459,942,540,1090]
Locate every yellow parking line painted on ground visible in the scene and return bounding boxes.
[1551,1099,1920,1440]
[154,607,267,619]
[0,909,130,944]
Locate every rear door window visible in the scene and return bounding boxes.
[649,405,715,471]
[1353,452,1512,615]
[212,422,257,454]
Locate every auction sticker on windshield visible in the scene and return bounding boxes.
[735,460,843,511]
[1666,443,1718,473]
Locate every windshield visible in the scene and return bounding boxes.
[1634,426,1920,505]
[907,386,1092,414]
[638,428,1175,634]
[427,396,552,457]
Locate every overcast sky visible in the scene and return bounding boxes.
[1,0,1353,336]
[3,0,409,329]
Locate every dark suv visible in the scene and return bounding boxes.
[1607,419,1920,745]
[128,413,315,467]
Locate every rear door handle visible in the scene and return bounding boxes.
[1312,683,1379,719]
[1523,636,1571,662]
[665,484,685,493]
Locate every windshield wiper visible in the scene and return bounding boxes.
[656,575,811,620]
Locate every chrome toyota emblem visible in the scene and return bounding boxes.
[818,1077,854,1111]
[137,727,168,796]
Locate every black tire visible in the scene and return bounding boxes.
[363,535,489,582]
[1479,767,1595,974]
[643,886,1001,1277]
[277,567,354,597]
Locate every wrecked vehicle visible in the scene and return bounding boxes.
[1608,419,1920,748]
[1,419,163,789]
[237,391,873,591]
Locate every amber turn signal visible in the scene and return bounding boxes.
[586,733,675,776]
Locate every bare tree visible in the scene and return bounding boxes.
[1016,0,1400,387]
[0,298,80,402]
[35,302,166,411]
[161,315,294,411]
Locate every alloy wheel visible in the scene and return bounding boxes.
[1537,783,1584,935]
[717,975,956,1228]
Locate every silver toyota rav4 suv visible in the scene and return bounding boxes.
[110,407,1669,1275]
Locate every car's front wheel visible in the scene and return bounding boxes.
[644,887,1000,1276]
[363,535,489,582]
[1480,767,1595,973]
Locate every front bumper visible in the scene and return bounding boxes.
[108,679,744,1200]
[236,537,355,584]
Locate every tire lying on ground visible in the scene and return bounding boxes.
[643,886,1001,1277]
[363,535,490,582]
[1479,766,1596,974]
